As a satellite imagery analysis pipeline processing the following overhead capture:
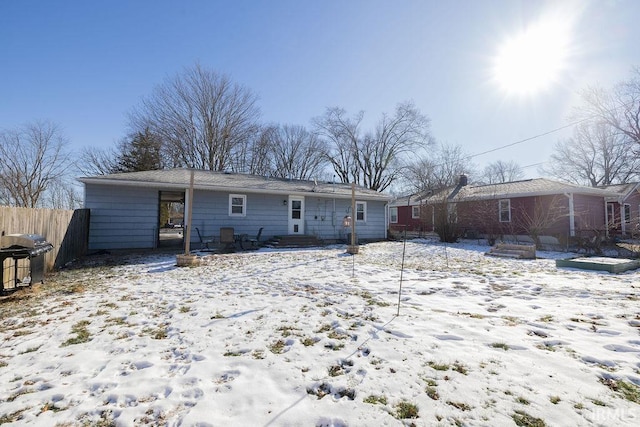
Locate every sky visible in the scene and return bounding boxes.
[1,241,639,425]
[1,0,639,180]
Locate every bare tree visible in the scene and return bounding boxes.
[577,67,640,147]
[314,101,432,191]
[313,107,362,184]
[481,160,524,184]
[129,63,261,171]
[44,180,83,209]
[403,143,475,192]
[430,194,462,243]
[230,125,273,175]
[0,120,71,208]
[77,146,119,176]
[267,124,328,180]
[542,120,639,186]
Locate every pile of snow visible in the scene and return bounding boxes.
[1,239,639,426]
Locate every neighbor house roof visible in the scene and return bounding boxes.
[597,182,640,201]
[79,169,392,201]
[390,178,621,206]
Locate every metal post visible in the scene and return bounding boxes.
[347,182,359,254]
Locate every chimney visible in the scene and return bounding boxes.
[448,174,468,200]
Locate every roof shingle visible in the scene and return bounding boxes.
[79,169,392,201]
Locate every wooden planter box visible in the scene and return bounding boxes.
[556,257,640,273]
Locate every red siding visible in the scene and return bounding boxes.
[574,195,606,233]
[390,192,640,239]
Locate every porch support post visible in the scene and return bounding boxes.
[185,169,194,254]
[177,169,198,266]
[347,182,359,254]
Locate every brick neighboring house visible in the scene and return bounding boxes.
[389,176,640,244]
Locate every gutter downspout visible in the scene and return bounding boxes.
[563,192,575,237]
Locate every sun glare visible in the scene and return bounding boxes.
[493,18,571,96]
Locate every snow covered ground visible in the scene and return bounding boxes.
[1,239,639,426]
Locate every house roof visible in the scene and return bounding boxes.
[597,182,640,200]
[79,169,392,201]
[390,178,621,206]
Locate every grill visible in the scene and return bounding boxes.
[1,234,54,293]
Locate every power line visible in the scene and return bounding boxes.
[463,117,590,161]
[463,96,638,161]
[521,161,545,169]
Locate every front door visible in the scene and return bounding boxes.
[288,196,304,234]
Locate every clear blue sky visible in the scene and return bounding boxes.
[2,0,638,178]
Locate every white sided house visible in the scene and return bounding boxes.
[79,169,392,250]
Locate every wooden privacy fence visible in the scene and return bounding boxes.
[0,206,90,272]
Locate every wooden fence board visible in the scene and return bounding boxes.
[0,206,89,271]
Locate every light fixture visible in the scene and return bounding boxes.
[283,199,287,206]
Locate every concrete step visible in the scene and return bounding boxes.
[486,243,536,259]
[269,235,323,248]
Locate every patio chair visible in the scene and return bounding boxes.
[220,227,237,251]
[195,227,215,251]
[248,227,263,248]
[237,227,263,250]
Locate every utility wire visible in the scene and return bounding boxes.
[462,117,591,162]
[462,96,638,162]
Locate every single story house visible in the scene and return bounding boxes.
[389,176,640,244]
[79,168,392,250]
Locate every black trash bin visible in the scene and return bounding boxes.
[0,234,54,293]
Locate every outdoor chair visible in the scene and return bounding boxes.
[220,227,237,251]
[248,227,263,248]
[195,227,215,251]
[236,227,264,250]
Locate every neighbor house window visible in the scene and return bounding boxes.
[229,194,246,216]
[389,207,398,223]
[499,199,511,222]
[356,201,367,221]
[448,203,458,223]
[623,204,631,223]
[412,206,420,219]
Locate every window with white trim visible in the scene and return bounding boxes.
[389,207,398,223]
[448,203,458,223]
[412,206,420,219]
[499,199,511,222]
[356,201,366,222]
[229,194,246,216]
[623,204,631,223]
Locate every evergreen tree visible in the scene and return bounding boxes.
[115,128,163,172]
